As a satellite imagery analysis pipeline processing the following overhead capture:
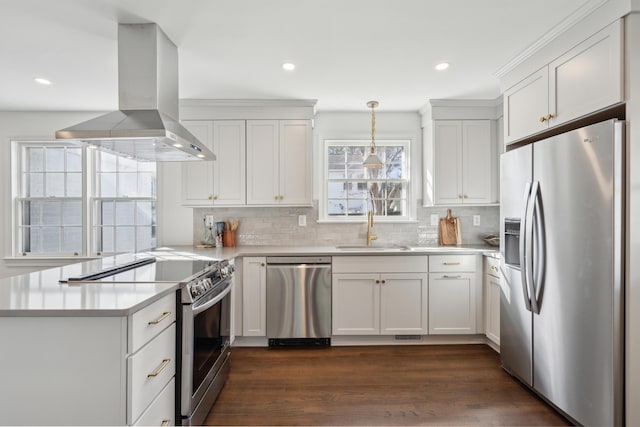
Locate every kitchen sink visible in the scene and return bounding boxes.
[335,245,413,251]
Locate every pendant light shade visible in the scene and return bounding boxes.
[363,100,383,169]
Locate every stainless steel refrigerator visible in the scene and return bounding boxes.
[499,119,624,426]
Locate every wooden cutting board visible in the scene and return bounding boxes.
[439,209,462,246]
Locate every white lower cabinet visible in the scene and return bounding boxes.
[332,256,428,336]
[428,255,479,334]
[242,256,267,336]
[0,292,177,426]
[484,256,501,346]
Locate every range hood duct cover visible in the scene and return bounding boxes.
[56,23,215,162]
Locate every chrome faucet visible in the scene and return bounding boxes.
[366,210,377,246]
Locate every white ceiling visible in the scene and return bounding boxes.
[0,0,589,112]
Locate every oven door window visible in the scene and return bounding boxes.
[192,292,230,395]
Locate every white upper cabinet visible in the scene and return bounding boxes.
[181,120,214,205]
[433,120,496,205]
[504,20,623,144]
[181,120,246,206]
[246,119,312,206]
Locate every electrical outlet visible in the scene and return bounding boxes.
[430,214,439,226]
[205,215,215,228]
[473,215,481,226]
[298,215,307,227]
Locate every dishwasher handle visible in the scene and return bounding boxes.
[266,256,332,265]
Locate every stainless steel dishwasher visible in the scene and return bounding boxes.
[266,256,332,346]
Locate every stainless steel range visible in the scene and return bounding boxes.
[62,252,234,426]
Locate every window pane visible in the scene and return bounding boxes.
[118,156,138,172]
[29,173,44,197]
[62,201,82,226]
[67,172,82,197]
[116,226,135,252]
[21,227,33,253]
[98,226,114,253]
[25,200,41,225]
[99,152,117,172]
[347,200,366,216]
[42,201,61,225]
[45,148,65,172]
[99,201,115,226]
[328,169,347,179]
[28,148,44,172]
[136,226,155,251]
[347,164,365,179]
[62,227,82,252]
[118,173,138,196]
[115,201,135,225]
[45,172,65,197]
[66,148,82,172]
[347,146,366,162]
[42,227,61,252]
[327,182,347,199]
[138,173,155,197]
[385,199,405,216]
[99,173,116,197]
[384,182,405,198]
[28,227,42,253]
[136,202,153,226]
[328,200,347,216]
[386,164,403,179]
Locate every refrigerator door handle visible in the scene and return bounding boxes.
[524,181,539,313]
[531,182,546,314]
[519,182,533,312]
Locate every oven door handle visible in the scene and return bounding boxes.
[191,279,232,316]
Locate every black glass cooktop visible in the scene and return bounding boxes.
[94,259,218,283]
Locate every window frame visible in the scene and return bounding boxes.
[321,139,412,223]
[11,140,158,258]
[13,141,88,257]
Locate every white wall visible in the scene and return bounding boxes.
[0,111,106,278]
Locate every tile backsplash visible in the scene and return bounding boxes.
[193,202,499,247]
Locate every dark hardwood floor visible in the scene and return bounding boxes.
[205,344,571,426]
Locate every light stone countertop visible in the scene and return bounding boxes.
[0,244,499,317]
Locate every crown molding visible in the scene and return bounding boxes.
[180,98,317,108]
[494,0,609,78]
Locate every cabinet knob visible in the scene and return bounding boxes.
[381,280,386,284]
[208,195,213,200]
[463,194,468,199]
[213,195,218,200]
[539,116,547,122]
[375,279,380,284]
[545,113,554,121]
[458,195,463,199]
[279,195,284,200]
[274,195,278,201]
[261,262,265,267]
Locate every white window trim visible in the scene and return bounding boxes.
[320,139,412,223]
[12,141,88,258]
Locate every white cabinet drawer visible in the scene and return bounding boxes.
[429,255,476,272]
[128,324,175,424]
[129,293,176,353]
[333,256,428,274]
[485,256,500,278]
[133,377,175,426]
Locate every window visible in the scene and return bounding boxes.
[324,140,409,220]
[13,141,157,257]
[16,144,84,255]
[93,152,157,254]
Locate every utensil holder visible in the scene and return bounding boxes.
[223,230,236,247]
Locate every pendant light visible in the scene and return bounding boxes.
[362,100,384,168]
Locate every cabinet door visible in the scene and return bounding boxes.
[433,121,463,205]
[181,121,214,205]
[332,273,380,335]
[380,273,428,335]
[486,274,501,345]
[549,20,622,127]
[213,121,246,205]
[279,120,312,205]
[429,272,476,334]
[242,257,267,336]
[503,68,549,144]
[462,120,494,204]
[246,120,279,205]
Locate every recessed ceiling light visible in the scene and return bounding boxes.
[282,62,296,71]
[34,77,52,85]
[88,144,98,149]
[435,62,450,71]
[173,143,183,148]
[197,154,205,158]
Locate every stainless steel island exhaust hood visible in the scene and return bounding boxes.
[56,23,215,162]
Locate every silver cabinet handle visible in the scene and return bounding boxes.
[148,311,171,325]
[147,358,171,378]
[443,262,460,265]
[442,275,461,279]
